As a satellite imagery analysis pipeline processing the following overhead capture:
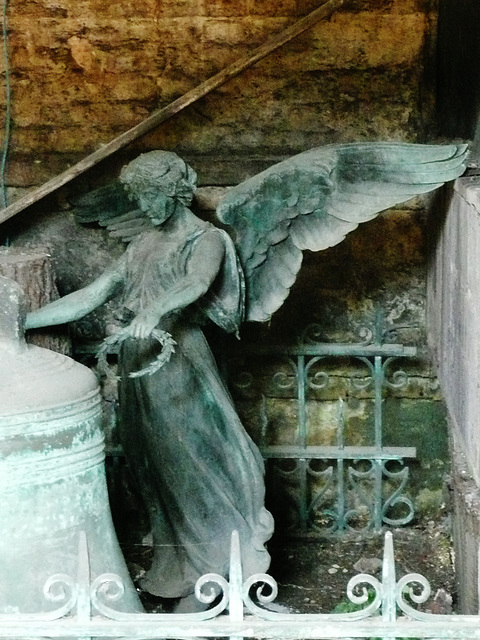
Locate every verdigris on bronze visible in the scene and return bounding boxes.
[0,275,141,614]
[26,143,467,611]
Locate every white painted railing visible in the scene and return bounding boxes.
[0,530,479,639]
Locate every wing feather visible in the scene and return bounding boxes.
[217,142,468,322]
[72,180,155,242]
[248,237,303,321]
[72,180,132,223]
[290,212,359,251]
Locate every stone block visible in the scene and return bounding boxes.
[350,210,425,270]
[246,0,299,16]
[257,12,428,73]
[26,0,158,19]
[202,0,250,17]
[202,16,287,46]
[427,178,480,485]
[427,177,480,612]
[349,0,432,12]
[148,0,205,18]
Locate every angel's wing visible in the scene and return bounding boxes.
[216,142,468,323]
[71,179,155,242]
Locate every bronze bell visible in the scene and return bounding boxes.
[0,275,141,614]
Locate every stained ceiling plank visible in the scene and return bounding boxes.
[0,0,344,226]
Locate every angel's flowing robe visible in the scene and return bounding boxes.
[117,223,274,598]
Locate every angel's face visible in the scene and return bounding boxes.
[127,184,176,226]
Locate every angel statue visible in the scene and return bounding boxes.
[25,142,467,612]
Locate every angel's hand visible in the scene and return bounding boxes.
[126,312,160,339]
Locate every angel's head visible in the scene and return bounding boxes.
[120,151,197,225]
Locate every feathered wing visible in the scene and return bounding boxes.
[71,179,155,242]
[216,142,468,323]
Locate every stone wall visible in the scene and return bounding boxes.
[1,0,437,187]
[427,177,480,612]
[427,178,480,487]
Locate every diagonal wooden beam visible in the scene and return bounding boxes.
[0,0,344,225]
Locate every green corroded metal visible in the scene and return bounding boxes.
[0,275,141,615]
[228,312,417,535]
[0,529,479,639]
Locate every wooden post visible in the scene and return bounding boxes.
[0,0,345,226]
[0,248,70,353]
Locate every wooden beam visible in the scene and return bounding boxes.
[0,0,344,225]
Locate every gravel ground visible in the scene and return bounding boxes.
[267,521,455,614]
[123,519,455,615]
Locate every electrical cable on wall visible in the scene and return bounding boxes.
[1,0,11,212]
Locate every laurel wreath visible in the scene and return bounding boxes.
[96,327,176,379]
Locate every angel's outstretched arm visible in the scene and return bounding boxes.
[126,231,225,339]
[25,259,125,329]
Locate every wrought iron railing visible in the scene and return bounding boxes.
[0,529,478,638]
[226,314,419,535]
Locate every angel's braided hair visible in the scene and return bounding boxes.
[120,150,197,206]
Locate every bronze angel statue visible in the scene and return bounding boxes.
[26,142,467,612]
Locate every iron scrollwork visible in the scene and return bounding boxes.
[226,315,418,536]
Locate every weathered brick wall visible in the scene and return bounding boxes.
[2,0,437,187]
